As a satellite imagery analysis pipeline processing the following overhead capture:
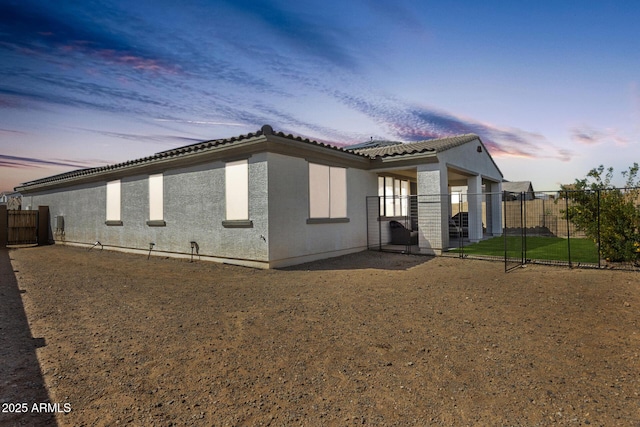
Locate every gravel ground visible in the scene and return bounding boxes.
[1,245,639,426]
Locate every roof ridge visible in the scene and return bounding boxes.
[15,124,367,190]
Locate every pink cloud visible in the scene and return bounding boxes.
[570,126,628,147]
[97,49,181,74]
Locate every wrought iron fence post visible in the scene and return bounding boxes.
[520,194,524,265]
[378,196,382,251]
[565,191,572,267]
[458,195,463,258]
[503,191,507,272]
[522,192,526,263]
[597,189,601,268]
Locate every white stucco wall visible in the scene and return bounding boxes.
[437,140,502,183]
[266,152,377,267]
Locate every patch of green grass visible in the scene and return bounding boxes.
[451,236,599,263]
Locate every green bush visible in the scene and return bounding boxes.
[560,164,640,263]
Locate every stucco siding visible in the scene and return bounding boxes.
[266,152,377,267]
[26,154,270,264]
[438,140,502,182]
[23,182,105,244]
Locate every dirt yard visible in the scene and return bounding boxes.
[1,245,639,426]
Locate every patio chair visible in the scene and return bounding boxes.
[389,220,418,245]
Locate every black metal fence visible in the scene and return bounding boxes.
[366,189,640,272]
[366,195,420,254]
[503,189,640,271]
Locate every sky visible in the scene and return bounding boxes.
[1,0,639,193]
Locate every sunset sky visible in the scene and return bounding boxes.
[1,1,639,192]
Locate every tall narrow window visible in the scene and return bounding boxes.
[400,179,410,216]
[378,176,385,214]
[378,176,411,217]
[105,179,122,225]
[329,166,347,218]
[308,163,348,222]
[223,159,251,227]
[147,173,165,226]
[309,163,330,218]
[384,177,394,216]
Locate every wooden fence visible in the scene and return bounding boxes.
[7,210,38,245]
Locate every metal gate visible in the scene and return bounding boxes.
[503,191,525,272]
[8,211,38,245]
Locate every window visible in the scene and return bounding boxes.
[147,173,165,226]
[378,176,410,217]
[308,163,348,222]
[223,159,252,227]
[105,179,122,225]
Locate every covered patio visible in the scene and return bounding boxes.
[354,134,503,255]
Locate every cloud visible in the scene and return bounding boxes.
[0,154,97,169]
[77,129,203,146]
[219,0,359,69]
[397,107,550,159]
[0,2,180,75]
[570,127,602,144]
[0,128,25,135]
[331,90,569,161]
[570,126,628,146]
[0,93,27,109]
[0,71,179,117]
[154,119,246,127]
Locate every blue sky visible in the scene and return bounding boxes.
[1,0,639,192]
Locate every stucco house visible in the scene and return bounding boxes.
[15,125,503,268]
[0,191,22,210]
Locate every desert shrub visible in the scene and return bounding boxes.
[560,164,640,262]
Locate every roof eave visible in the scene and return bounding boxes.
[17,134,269,193]
[377,151,438,162]
[16,130,371,193]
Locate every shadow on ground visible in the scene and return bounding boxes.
[0,249,57,427]
[282,250,434,271]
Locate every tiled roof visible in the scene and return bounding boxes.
[350,134,480,158]
[16,125,363,190]
[16,126,490,192]
[17,130,263,189]
[502,181,533,193]
[345,139,403,151]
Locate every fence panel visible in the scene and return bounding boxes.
[364,188,638,272]
[441,194,464,258]
[366,196,381,250]
[366,196,418,253]
[503,192,524,271]
[8,210,38,245]
[503,192,598,267]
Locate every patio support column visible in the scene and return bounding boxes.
[487,181,502,236]
[416,163,448,254]
[467,175,483,242]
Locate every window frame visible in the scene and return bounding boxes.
[105,179,122,226]
[378,176,411,218]
[307,162,349,224]
[147,173,166,227]
[223,159,253,228]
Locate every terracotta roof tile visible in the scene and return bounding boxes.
[350,134,479,158]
